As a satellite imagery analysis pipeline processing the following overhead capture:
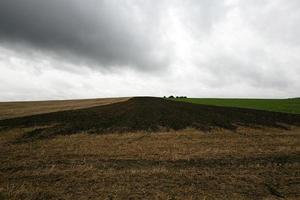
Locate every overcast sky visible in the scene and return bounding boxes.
[0,0,299,101]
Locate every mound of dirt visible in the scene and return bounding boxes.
[0,97,299,140]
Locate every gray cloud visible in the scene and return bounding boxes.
[185,0,300,94]
[0,0,299,100]
[0,0,170,71]
[238,0,300,46]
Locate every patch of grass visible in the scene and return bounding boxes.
[174,98,300,114]
[0,192,7,200]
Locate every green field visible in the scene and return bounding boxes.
[174,98,300,114]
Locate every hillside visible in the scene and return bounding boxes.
[1,97,300,199]
[0,97,299,141]
[174,98,300,114]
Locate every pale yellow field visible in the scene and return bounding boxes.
[0,97,129,120]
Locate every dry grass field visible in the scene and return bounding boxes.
[0,97,129,120]
[1,126,300,200]
[0,97,300,199]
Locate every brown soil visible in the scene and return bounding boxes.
[0,97,299,141]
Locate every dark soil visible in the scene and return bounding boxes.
[0,97,299,140]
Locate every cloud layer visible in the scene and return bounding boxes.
[0,0,299,100]
[0,0,171,71]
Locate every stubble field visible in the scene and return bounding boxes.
[0,97,300,199]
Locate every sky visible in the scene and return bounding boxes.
[0,0,299,101]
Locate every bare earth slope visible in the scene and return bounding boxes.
[0,97,299,141]
[0,97,129,120]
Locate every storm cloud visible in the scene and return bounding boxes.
[0,0,299,100]
[0,0,171,70]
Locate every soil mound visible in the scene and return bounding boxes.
[0,97,299,140]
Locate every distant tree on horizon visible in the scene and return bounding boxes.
[167,96,187,99]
